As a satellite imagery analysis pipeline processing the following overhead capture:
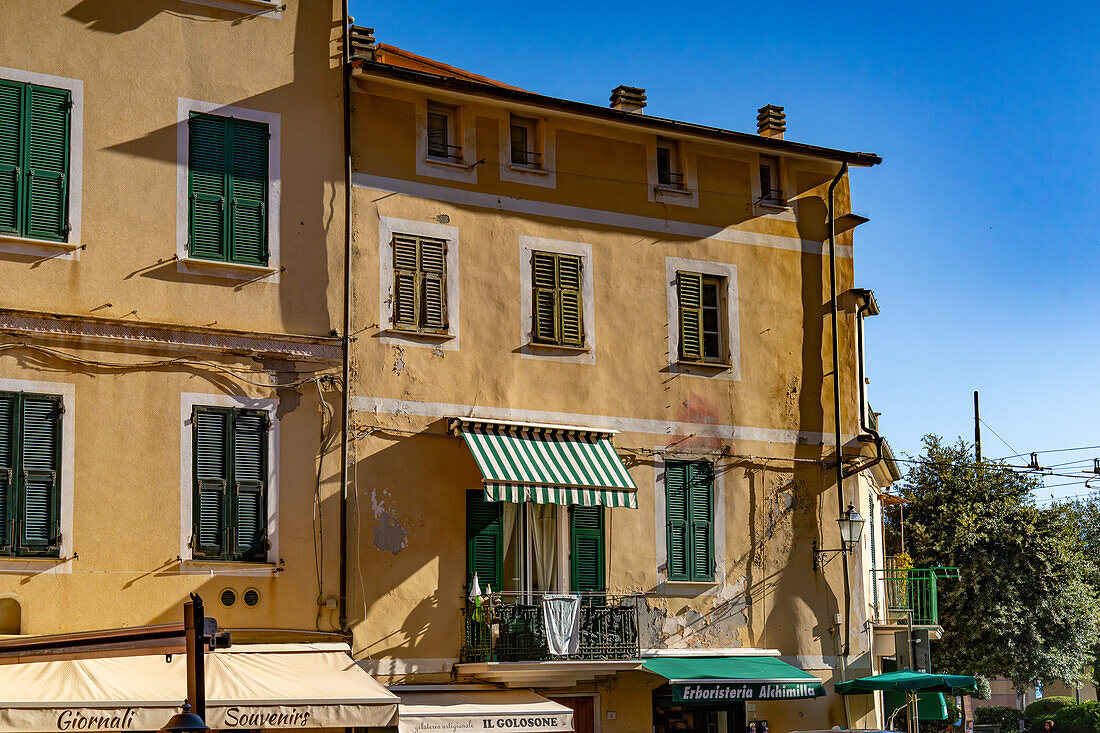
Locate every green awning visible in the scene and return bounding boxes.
[884,690,949,721]
[643,656,826,702]
[834,669,977,695]
[452,419,638,509]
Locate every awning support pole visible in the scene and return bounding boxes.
[184,594,206,719]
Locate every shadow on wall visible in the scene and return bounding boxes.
[0,598,21,635]
[60,0,341,336]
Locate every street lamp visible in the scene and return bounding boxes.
[813,503,866,571]
[161,702,208,733]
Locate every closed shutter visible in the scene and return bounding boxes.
[188,114,228,261]
[228,119,268,266]
[687,461,714,581]
[192,407,229,559]
[392,234,419,329]
[0,80,23,236]
[665,461,690,581]
[557,254,583,346]
[18,394,60,555]
[677,271,704,361]
[570,505,604,595]
[23,85,70,242]
[420,237,447,330]
[466,489,502,592]
[532,251,558,343]
[232,410,268,561]
[869,491,878,613]
[0,394,13,552]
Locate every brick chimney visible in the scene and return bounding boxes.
[757,104,786,139]
[349,26,377,62]
[610,85,646,113]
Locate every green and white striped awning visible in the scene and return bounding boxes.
[451,418,638,509]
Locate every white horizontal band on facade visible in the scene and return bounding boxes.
[351,395,854,447]
[353,174,853,259]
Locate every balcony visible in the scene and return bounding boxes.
[462,592,640,662]
[874,567,959,626]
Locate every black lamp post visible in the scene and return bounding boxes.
[161,702,208,733]
[813,503,866,571]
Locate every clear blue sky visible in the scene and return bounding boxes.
[352,1,1100,502]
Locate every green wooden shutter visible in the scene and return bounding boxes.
[677,271,704,361]
[532,251,558,343]
[466,489,502,592]
[665,461,690,581]
[558,254,583,346]
[392,234,419,329]
[420,237,447,330]
[24,85,70,242]
[0,393,14,553]
[227,118,268,266]
[188,113,228,261]
[570,505,605,595]
[687,461,714,581]
[18,394,60,556]
[193,407,229,559]
[0,80,24,236]
[231,410,268,561]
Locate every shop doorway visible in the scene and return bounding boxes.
[653,686,746,733]
[548,696,595,733]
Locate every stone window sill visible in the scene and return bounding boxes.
[180,558,280,576]
[526,342,590,354]
[0,233,81,253]
[382,328,455,342]
[178,256,279,281]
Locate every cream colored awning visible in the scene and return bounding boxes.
[0,643,398,731]
[397,690,573,733]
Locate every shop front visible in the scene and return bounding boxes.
[396,689,574,733]
[0,642,398,731]
[645,655,826,733]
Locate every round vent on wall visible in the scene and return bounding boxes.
[220,589,237,607]
[243,588,260,607]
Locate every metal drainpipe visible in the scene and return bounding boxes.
[846,292,885,478]
[338,0,353,634]
[827,162,851,658]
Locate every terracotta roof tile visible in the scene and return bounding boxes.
[374,44,527,92]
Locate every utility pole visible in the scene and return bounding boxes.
[973,391,981,462]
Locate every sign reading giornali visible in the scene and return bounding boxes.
[0,704,394,732]
[671,682,826,703]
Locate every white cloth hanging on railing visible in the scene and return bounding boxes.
[542,594,580,656]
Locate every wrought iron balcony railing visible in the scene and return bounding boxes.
[461,592,641,663]
[874,567,959,626]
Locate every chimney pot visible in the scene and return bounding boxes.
[610,85,646,113]
[757,104,786,139]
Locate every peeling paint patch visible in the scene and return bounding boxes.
[391,346,405,374]
[371,489,409,555]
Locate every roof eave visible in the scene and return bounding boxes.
[352,60,882,167]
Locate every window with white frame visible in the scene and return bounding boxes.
[656,137,684,188]
[510,115,540,167]
[427,102,461,162]
[676,271,727,364]
[758,154,783,205]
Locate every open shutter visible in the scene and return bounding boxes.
[0,394,14,553]
[570,506,604,595]
[0,81,23,236]
[665,461,690,581]
[532,251,559,343]
[23,85,70,242]
[232,410,268,561]
[677,271,704,361]
[687,462,714,581]
[228,118,268,266]
[188,113,228,261]
[558,254,584,346]
[420,237,447,330]
[392,234,420,329]
[466,489,502,592]
[193,407,229,559]
[18,394,60,556]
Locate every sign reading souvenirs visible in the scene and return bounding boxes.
[671,682,826,703]
[0,704,389,732]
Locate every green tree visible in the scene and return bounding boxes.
[1061,495,1100,687]
[893,436,1100,687]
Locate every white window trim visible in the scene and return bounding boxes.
[179,392,280,576]
[665,256,741,381]
[498,112,557,189]
[416,100,477,183]
[750,152,797,221]
[647,137,698,208]
[378,216,461,351]
[653,452,726,595]
[0,66,84,260]
[179,0,282,18]
[518,236,595,365]
[176,98,281,281]
[0,378,75,574]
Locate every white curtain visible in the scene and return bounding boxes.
[501,503,518,592]
[531,503,557,593]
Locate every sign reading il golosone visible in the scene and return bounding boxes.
[671,682,825,703]
[401,714,572,733]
